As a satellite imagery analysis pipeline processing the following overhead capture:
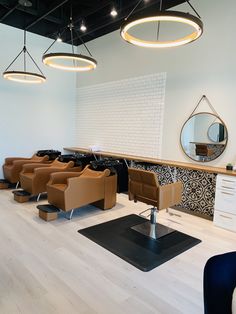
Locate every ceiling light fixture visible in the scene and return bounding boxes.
[42,12,97,72]
[18,0,32,7]
[56,33,63,42]
[3,0,45,84]
[110,8,118,17]
[80,21,87,32]
[120,0,203,48]
[3,29,46,84]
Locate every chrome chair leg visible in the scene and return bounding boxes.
[150,207,157,224]
[36,193,41,202]
[66,209,74,220]
[15,181,20,189]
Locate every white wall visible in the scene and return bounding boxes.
[0,24,76,177]
[76,0,236,167]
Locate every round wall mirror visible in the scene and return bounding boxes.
[180,112,228,162]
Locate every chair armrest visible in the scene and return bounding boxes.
[5,157,29,165]
[158,181,183,210]
[48,171,82,185]
[14,159,49,167]
[65,166,83,172]
[8,160,34,174]
[47,165,88,185]
[80,167,110,179]
[33,167,71,189]
[21,163,51,174]
[34,167,66,175]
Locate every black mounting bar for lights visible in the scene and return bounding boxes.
[65,0,186,45]
[25,0,69,30]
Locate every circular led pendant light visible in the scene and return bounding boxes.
[120,0,203,48]
[3,71,46,84]
[2,32,46,84]
[3,0,46,84]
[42,53,97,72]
[43,13,97,72]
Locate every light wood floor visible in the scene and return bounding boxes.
[0,189,236,314]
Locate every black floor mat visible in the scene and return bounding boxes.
[78,214,201,272]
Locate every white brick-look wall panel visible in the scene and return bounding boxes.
[75,73,166,158]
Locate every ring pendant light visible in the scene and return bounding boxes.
[3,30,46,84]
[43,14,97,72]
[120,0,203,48]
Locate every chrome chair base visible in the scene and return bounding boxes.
[131,221,175,240]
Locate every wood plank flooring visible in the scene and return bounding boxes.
[0,189,235,314]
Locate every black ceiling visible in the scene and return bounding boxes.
[0,0,190,46]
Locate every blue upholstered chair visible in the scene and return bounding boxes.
[204,251,236,314]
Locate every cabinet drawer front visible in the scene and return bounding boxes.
[216,177,236,191]
[216,176,236,190]
[215,189,236,214]
[213,210,236,232]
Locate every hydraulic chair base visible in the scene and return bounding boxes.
[131,221,175,240]
[132,207,175,240]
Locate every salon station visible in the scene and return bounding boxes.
[0,0,236,313]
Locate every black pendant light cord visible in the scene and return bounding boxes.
[23,4,26,72]
[24,30,26,71]
[185,0,201,18]
[73,29,93,57]
[24,28,45,76]
[125,0,143,21]
[26,49,45,75]
[69,5,76,66]
[43,28,66,54]
[125,0,201,22]
[70,23,74,54]
[4,49,24,72]
[43,6,93,58]
[156,0,163,40]
[4,27,45,76]
[69,4,75,55]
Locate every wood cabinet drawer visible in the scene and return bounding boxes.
[213,210,236,232]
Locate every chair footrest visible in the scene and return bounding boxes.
[0,179,10,189]
[13,190,31,203]
[37,204,60,221]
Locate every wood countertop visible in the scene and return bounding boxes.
[64,147,236,176]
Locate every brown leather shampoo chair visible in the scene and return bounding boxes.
[20,159,79,200]
[3,154,49,186]
[128,168,183,240]
[46,166,117,219]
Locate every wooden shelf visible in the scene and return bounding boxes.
[64,147,236,176]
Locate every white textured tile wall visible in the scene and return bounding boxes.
[75,73,166,158]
